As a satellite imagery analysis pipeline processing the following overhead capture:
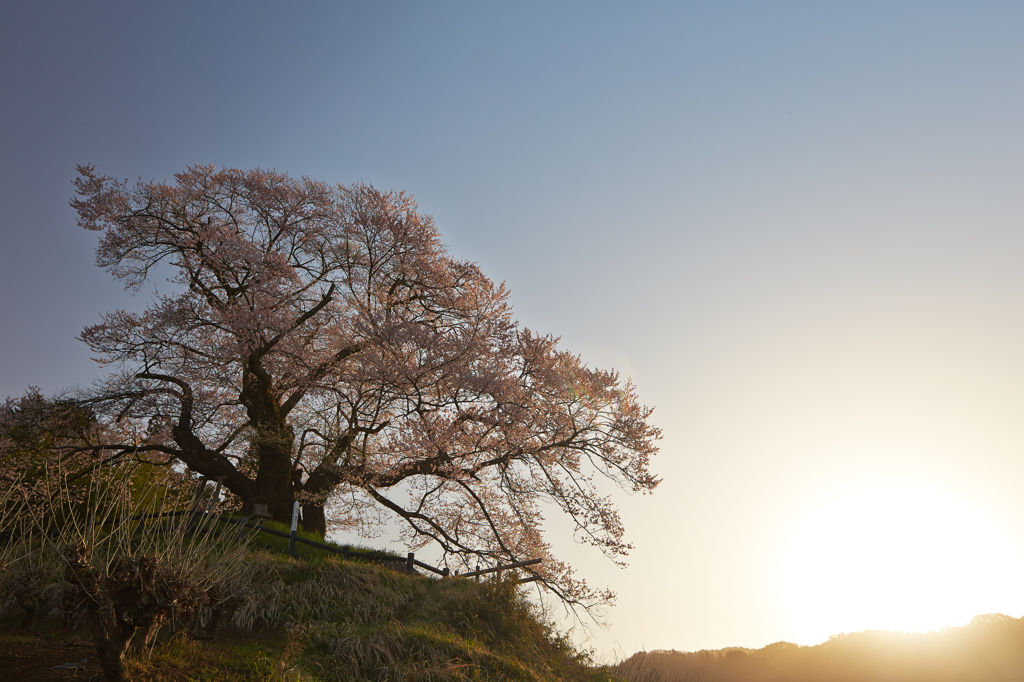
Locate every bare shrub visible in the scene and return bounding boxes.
[0,480,61,630]
[2,461,254,682]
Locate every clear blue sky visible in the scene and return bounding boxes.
[6,1,1024,656]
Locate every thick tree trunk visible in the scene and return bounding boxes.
[300,502,327,537]
[92,609,136,682]
[244,446,296,525]
[134,614,166,655]
[201,595,241,637]
[243,487,294,525]
[242,357,298,526]
[298,450,351,538]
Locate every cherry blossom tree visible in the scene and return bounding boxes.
[65,164,660,609]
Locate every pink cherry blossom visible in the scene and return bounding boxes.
[58,164,661,611]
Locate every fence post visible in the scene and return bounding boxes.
[442,567,450,577]
[406,552,414,574]
[288,501,299,557]
[237,516,249,541]
[187,480,208,529]
[206,476,224,515]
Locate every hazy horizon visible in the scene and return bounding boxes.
[6,2,1024,657]
[618,612,1024,682]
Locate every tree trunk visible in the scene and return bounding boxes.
[92,609,136,682]
[201,596,241,637]
[243,473,295,526]
[241,425,297,525]
[298,456,349,538]
[19,602,39,631]
[242,493,293,525]
[241,359,298,526]
[134,614,166,655]
[300,502,327,537]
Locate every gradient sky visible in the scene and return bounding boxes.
[5,1,1024,657]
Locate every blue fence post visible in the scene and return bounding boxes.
[288,501,299,557]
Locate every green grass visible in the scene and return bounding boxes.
[241,556,615,682]
[215,515,406,565]
[0,544,616,681]
[125,634,292,681]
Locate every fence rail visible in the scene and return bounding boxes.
[106,506,542,584]
[459,558,542,578]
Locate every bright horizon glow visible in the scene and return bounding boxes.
[779,477,1024,645]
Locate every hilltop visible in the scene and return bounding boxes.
[0,543,619,682]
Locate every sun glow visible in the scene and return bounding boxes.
[780,479,1024,645]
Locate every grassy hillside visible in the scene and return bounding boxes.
[616,613,1024,682]
[0,546,620,682]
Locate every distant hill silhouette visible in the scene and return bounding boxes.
[615,613,1024,682]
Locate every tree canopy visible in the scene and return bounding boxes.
[36,164,661,608]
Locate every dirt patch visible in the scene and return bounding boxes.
[0,637,100,681]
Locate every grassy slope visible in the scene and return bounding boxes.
[0,538,619,682]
